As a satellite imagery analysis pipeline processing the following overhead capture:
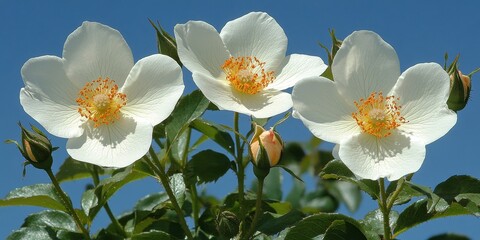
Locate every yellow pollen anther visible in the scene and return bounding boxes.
[351,92,408,138]
[76,77,127,128]
[222,56,274,94]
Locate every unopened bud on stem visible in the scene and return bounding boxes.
[250,124,283,179]
[7,123,54,170]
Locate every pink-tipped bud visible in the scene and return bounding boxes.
[250,125,283,168]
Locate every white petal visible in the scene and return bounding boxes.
[174,21,230,78]
[332,30,400,102]
[393,63,457,144]
[267,54,327,90]
[121,54,184,126]
[66,116,151,168]
[237,90,292,118]
[220,12,287,72]
[20,56,84,138]
[63,21,134,88]
[193,72,252,115]
[194,72,292,118]
[339,132,426,181]
[292,76,360,143]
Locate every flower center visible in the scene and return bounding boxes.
[352,92,407,138]
[76,77,127,128]
[221,56,275,94]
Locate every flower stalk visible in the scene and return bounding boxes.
[145,147,193,240]
[234,112,246,233]
[378,178,392,240]
[45,168,91,240]
[245,177,264,239]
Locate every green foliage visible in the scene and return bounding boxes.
[393,175,480,237]
[56,157,110,183]
[82,165,149,223]
[7,210,85,240]
[0,184,66,211]
[284,213,368,240]
[190,118,235,155]
[185,150,231,184]
[321,159,379,200]
[149,19,181,66]
[361,209,398,238]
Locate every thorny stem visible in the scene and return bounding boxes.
[145,147,194,240]
[45,168,91,240]
[90,167,126,238]
[245,178,264,239]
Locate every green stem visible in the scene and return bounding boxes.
[190,183,200,233]
[90,167,126,238]
[145,148,193,240]
[389,174,413,239]
[182,128,200,234]
[45,168,91,240]
[378,178,391,240]
[246,178,264,239]
[182,128,192,167]
[234,113,246,230]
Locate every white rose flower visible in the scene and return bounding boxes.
[174,12,327,118]
[292,30,457,180]
[20,22,184,168]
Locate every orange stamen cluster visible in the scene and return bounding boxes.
[222,56,274,94]
[76,77,127,127]
[352,92,407,138]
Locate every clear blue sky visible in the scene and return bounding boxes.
[1,1,479,239]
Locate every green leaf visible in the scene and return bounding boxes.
[324,180,361,212]
[186,150,231,184]
[148,19,181,66]
[134,193,169,211]
[393,198,474,237]
[428,233,471,240]
[22,210,78,233]
[386,179,424,206]
[81,189,98,220]
[284,213,368,240]
[7,226,55,240]
[190,118,235,155]
[361,209,398,237]
[407,182,449,213]
[84,165,148,220]
[0,184,66,211]
[165,90,210,146]
[320,159,379,199]
[323,220,368,240]
[434,175,480,204]
[169,173,186,207]
[55,157,108,183]
[257,208,305,236]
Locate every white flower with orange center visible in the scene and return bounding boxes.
[292,31,457,180]
[174,12,327,118]
[20,22,184,168]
